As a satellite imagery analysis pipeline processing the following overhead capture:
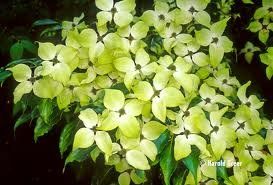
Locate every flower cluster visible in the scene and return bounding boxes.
[248,0,273,44]
[7,0,273,184]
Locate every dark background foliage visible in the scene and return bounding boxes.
[0,0,273,185]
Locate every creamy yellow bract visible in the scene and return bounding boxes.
[7,0,273,184]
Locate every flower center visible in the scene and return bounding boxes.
[188,51,193,57]
[128,34,134,42]
[91,87,97,94]
[119,108,126,116]
[168,64,176,71]
[247,146,253,152]
[184,110,190,117]
[205,97,211,104]
[153,90,160,97]
[189,6,196,14]
[158,14,165,21]
[184,129,190,137]
[69,85,74,91]
[111,7,117,14]
[171,32,177,38]
[112,78,117,84]
[237,121,245,129]
[136,64,141,70]
[245,101,251,107]
[212,37,219,44]
[213,126,219,132]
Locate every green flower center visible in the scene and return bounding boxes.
[222,79,228,84]
[128,34,134,42]
[213,126,219,132]
[184,129,190,137]
[153,90,160,97]
[184,110,190,117]
[168,64,176,71]
[245,101,251,107]
[247,146,253,152]
[119,108,126,116]
[112,78,117,84]
[69,85,74,91]
[158,14,165,21]
[189,6,196,14]
[91,87,97,94]
[212,37,219,44]
[136,64,142,70]
[171,32,177,38]
[111,7,117,14]
[237,121,245,130]
[205,97,211,104]
[188,51,193,57]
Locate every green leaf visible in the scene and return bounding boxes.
[242,0,254,4]
[266,67,273,79]
[64,146,95,167]
[172,167,188,185]
[258,29,269,44]
[0,68,11,84]
[111,83,129,94]
[10,42,24,60]
[32,19,59,27]
[14,112,31,131]
[182,147,200,185]
[34,117,54,142]
[21,40,37,54]
[188,96,202,108]
[39,99,55,124]
[6,58,41,68]
[14,107,39,131]
[40,25,62,37]
[160,140,177,185]
[59,122,77,157]
[154,130,170,154]
[12,100,27,116]
[263,0,273,7]
[217,163,231,183]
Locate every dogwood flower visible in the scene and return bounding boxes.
[95,0,135,27]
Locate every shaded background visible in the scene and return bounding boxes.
[0,0,273,184]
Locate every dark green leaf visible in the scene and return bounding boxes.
[10,42,24,60]
[21,40,37,54]
[154,130,170,154]
[172,168,188,185]
[182,147,200,185]
[188,96,202,108]
[14,113,31,131]
[217,162,231,183]
[6,58,42,68]
[40,25,62,37]
[39,99,55,124]
[32,19,59,27]
[111,83,129,94]
[14,106,39,132]
[160,140,177,185]
[135,170,147,181]
[64,146,95,167]
[59,122,77,157]
[13,101,27,116]
[34,117,54,142]
[0,68,11,84]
